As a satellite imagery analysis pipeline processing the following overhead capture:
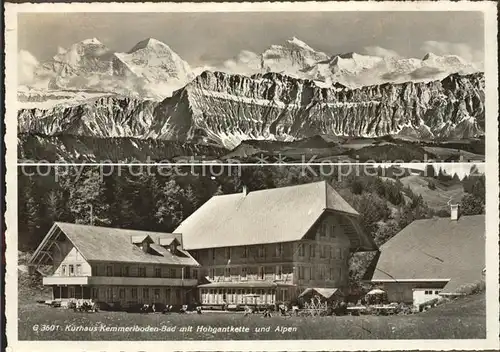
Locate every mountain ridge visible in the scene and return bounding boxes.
[18,70,485,149]
[19,37,482,99]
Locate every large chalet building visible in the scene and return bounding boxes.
[175,181,377,307]
[29,181,377,308]
[29,223,200,307]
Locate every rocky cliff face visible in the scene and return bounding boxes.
[18,71,485,149]
[18,96,157,137]
[149,71,485,147]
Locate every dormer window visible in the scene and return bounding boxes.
[170,243,177,254]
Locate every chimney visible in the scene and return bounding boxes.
[450,203,460,221]
[242,185,248,197]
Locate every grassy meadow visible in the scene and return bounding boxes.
[18,293,486,340]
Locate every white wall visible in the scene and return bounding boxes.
[54,246,92,276]
[413,288,443,308]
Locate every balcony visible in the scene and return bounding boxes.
[43,276,89,285]
[43,276,198,287]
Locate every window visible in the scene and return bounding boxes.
[119,288,125,299]
[76,264,82,275]
[275,244,283,257]
[225,247,231,260]
[319,267,325,280]
[69,287,75,298]
[299,243,305,257]
[309,267,314,280]
[92,288,99,299]
[61,265,67,276]
[106,266,112,276]
[337,267,342,281]
[154,267,161,278]
[242,246,248,258]
[69,265,74,276]
[170,268,176,278]
[320,246,326,258]
[258,246,266,258]
[192,269,198,279]
[165,288,171,301]
[329,268,334,281]
[211,248,216,261]
[310,245,316,258]
[258,266,265,280]
[114,266,122,277]
[275,265,283,280]
[106,288,113,300]
[139,267,146,277]
[123,266,129,277]
[209,268,215,280]
[320,222,328,237]
[131,288,137,299]
[298,266,304,280]
[154,289,160,300]
[224,267,231,279]
[175,289,181,300]
[240,267,247,280]
[335,248,341,259]
[330,224,336,238]
[339,248,344,259]
[143,288,149,299]
[435,290,440,295]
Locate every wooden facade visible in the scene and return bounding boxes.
[192,212,352,306]
[41,231,199,308]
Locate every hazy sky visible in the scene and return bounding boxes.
[18,11,484,67]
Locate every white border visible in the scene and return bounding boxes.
[4,2,499,351]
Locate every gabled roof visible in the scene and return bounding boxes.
[175,181,373,250]
[32,222,200,267]
[299,287,344,299]
[369,215,485,294]
[131,234,154,244]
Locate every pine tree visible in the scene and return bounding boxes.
[19,177,41,249]
[155,179,185,230]
[45,190,66,223]
[66,168,111,226]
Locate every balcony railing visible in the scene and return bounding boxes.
[43,276,198,286]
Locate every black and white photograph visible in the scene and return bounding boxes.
[3,2,499,352]
[17,163,486,340]
[15,10,487,164]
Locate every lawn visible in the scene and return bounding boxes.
[18,294,486,340]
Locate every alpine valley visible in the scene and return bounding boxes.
[18,37,486,163]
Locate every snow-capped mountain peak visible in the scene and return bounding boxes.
[128,37,171,53]
[329,52,383,73]
[421,52,477,74]
[285,37,315,51]
[80,38,102,45]
[422,52,439,61]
